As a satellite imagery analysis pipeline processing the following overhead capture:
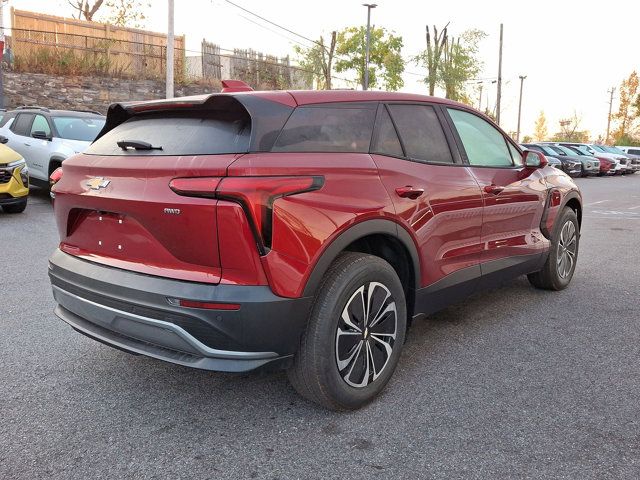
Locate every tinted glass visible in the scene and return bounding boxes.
[388,104,453,163]
[86,111,251,156]
[590,144,605,152]
[11,114,35,136]
[507,142,522,165]
[52,116,106,142]
[273,106,375,153]
[628,149,640,155]
[371,106,403,157]
[448,109,513,167]
[31,114,52,137]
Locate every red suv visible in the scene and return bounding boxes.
[49,87,582,410]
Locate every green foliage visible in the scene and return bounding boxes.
[415,26,486,99]
[441,29,487,101]
[335,26,404,91]
[294,33,336,90]
[615,133,640,146]
[104,0,151,28]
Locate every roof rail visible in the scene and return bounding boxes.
[16,105,50,112]
[70,109,104,115]
[221,79,253,93]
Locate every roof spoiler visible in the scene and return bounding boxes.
[221,79,253,93]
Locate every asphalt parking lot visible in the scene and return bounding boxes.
[1,174,640,480]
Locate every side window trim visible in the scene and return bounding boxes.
[376,103,413,160]
[443,106,518,169]
[384,101,458,166]
[11,113,36,137]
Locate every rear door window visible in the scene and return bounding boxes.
[272,105,376,153]
[85,111,251,156]
[371,106,403,157]
[387,104,453,163]
[11,113,35,137]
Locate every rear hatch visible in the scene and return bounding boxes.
[52,96,255,284]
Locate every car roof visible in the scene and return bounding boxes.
[115,89,473,110]
[5,108,103,117]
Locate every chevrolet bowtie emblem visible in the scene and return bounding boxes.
[86,177,111,190]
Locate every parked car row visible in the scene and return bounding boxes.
[521,141,640,178]
[0,106,105,213]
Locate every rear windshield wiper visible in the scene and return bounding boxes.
[117,140,163,151]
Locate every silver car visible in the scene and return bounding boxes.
[0,107,105,189]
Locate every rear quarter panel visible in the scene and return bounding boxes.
[227,153,397,298]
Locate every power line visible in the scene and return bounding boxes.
[222,0,320,49]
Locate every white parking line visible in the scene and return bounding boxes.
[585,200,610,206]
[628,205,640,210]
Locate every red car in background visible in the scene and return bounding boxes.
[48,85,582,410]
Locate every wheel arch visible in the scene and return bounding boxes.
[48,156,66,176]
[301,219,421,312]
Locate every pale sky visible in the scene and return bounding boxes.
[4,0,640,139]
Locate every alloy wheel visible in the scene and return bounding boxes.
[335,282,397,388]
[557,220,577,279]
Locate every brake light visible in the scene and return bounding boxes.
[168,176,324,252]
[50,167,63,186]
[169,177,221,198]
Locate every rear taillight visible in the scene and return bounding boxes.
[50,167,63,200]
[50,167,63,186]
[169,175,323,253]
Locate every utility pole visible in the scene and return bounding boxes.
[516,75,526,142]
[496,23,503,125]
[606,87,615,144]
[362,3,377,91]
[478,83,483,110]
[166,0,175,99]
[0,0,8,109]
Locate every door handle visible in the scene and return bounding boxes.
[24,142,31,147]
[483,184,504,195]
[395,186,424,199]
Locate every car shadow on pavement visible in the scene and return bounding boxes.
[63,275,548,418]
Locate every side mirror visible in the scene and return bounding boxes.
[32,131,52,141]
[0,135,8,144]
[523,150,548,168]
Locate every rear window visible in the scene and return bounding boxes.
[272,106,376,153]
[53,116,106,142]
[86,111,251,156]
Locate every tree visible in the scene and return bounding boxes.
[533,111,548,141]
[611,71,639,143]
[104,0,151,29]
[522,135,533,143]
[440,29,486,101]
[68,0,150,28]
[68,0,104,21]
[415,25,485,99]
[294,32,337,90]
[335,26,404,91]
[551,112,589,142]
[414,24,448,96]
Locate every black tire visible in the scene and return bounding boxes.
[528,207,579,290]
[288,252,407,411]
[2,198,27,214]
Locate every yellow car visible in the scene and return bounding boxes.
[0,142,29,213]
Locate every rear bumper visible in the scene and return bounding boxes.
[49,249,312,372]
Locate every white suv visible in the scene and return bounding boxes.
[0,107,105,189]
